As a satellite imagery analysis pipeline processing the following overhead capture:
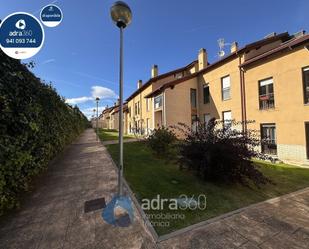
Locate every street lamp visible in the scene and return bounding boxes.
[110,1,132,197]
[95,97,100,141]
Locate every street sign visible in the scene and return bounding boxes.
[0,12,45,60]
[40,4,63,27]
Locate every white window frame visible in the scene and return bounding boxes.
[221,75,231,100]
[222,111,232,128]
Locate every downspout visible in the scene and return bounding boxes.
[163,91,167,126]
[238,55,247,132]
[239,56,245,132]
[242,67,247,132]
[140,93,142,134]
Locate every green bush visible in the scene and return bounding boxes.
[176,119,271,187]
[146,126,177,158]
[0,51,89,215]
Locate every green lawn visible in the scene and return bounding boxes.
[97,129,134,141]
[106,141,309,235]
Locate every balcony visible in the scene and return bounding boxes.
[259,93,274,110]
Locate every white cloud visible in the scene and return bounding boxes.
[66,96,93,105]
[65,86,117,105]
[41,59,56,65]
[82,107,106,120]
[91,86,118,99]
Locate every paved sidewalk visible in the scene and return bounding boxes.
[0,129,156,249]
[1,129,309,249]
[158,187,309,249]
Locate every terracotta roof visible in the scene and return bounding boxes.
[125,60,197,102]
[135,32,309,99]
[102,106,115,114]
[241,34,309,67]
[237,32,289,53]
[113,103,128,114]
[145,73,198,98]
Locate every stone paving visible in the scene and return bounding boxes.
[0,129,156,249]
[158,188,309,249]
[1,129,309,249]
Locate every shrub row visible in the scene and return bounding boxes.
[0,51,89,215]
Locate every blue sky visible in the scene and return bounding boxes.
[1,0,309,118]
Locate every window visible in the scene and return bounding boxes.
[261,124,277,155]
[221,75,231,100]
[303,67,309,104]
[134,103,138,115]
[222,111,232,128]
[154,95,163,109]
[203,84,210,104]
[259,78,275,109]
[191,115,198,132]
[134,102,140,115]
[204,114,211,126]
[146,98,150,112]
[190,89,197,108]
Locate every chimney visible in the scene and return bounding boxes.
[230,42,238,53]
[151,65,158,78]
[198,48,207,71]
[116,99,120,106]
[137,79,143,89]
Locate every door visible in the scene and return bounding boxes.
[305,122,309,159]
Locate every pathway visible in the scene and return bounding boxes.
[1,129,309,249]
[0,129,155,249]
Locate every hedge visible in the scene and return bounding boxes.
[0,51,89,215]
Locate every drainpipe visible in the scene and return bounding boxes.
[239,56,247,132]
[242,67,247,132]
[163,91,167,126]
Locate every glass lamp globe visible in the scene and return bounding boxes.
[110,1,132,28]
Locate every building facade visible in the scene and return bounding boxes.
[98,31,309,165]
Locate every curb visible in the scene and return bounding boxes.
[99,135,309,245]
[97,135,160,244]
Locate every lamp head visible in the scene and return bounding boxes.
[110,1,132,28]
[96,97,100,102]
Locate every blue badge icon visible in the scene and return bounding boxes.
[102,195,134,227]
[0,12,45,59]
[40,4,63,27]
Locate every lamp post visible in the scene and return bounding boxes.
[95,97,100,141]
[110,1,132,197]
[93,108,96,137]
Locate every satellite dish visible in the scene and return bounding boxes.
[218,50,225,57]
